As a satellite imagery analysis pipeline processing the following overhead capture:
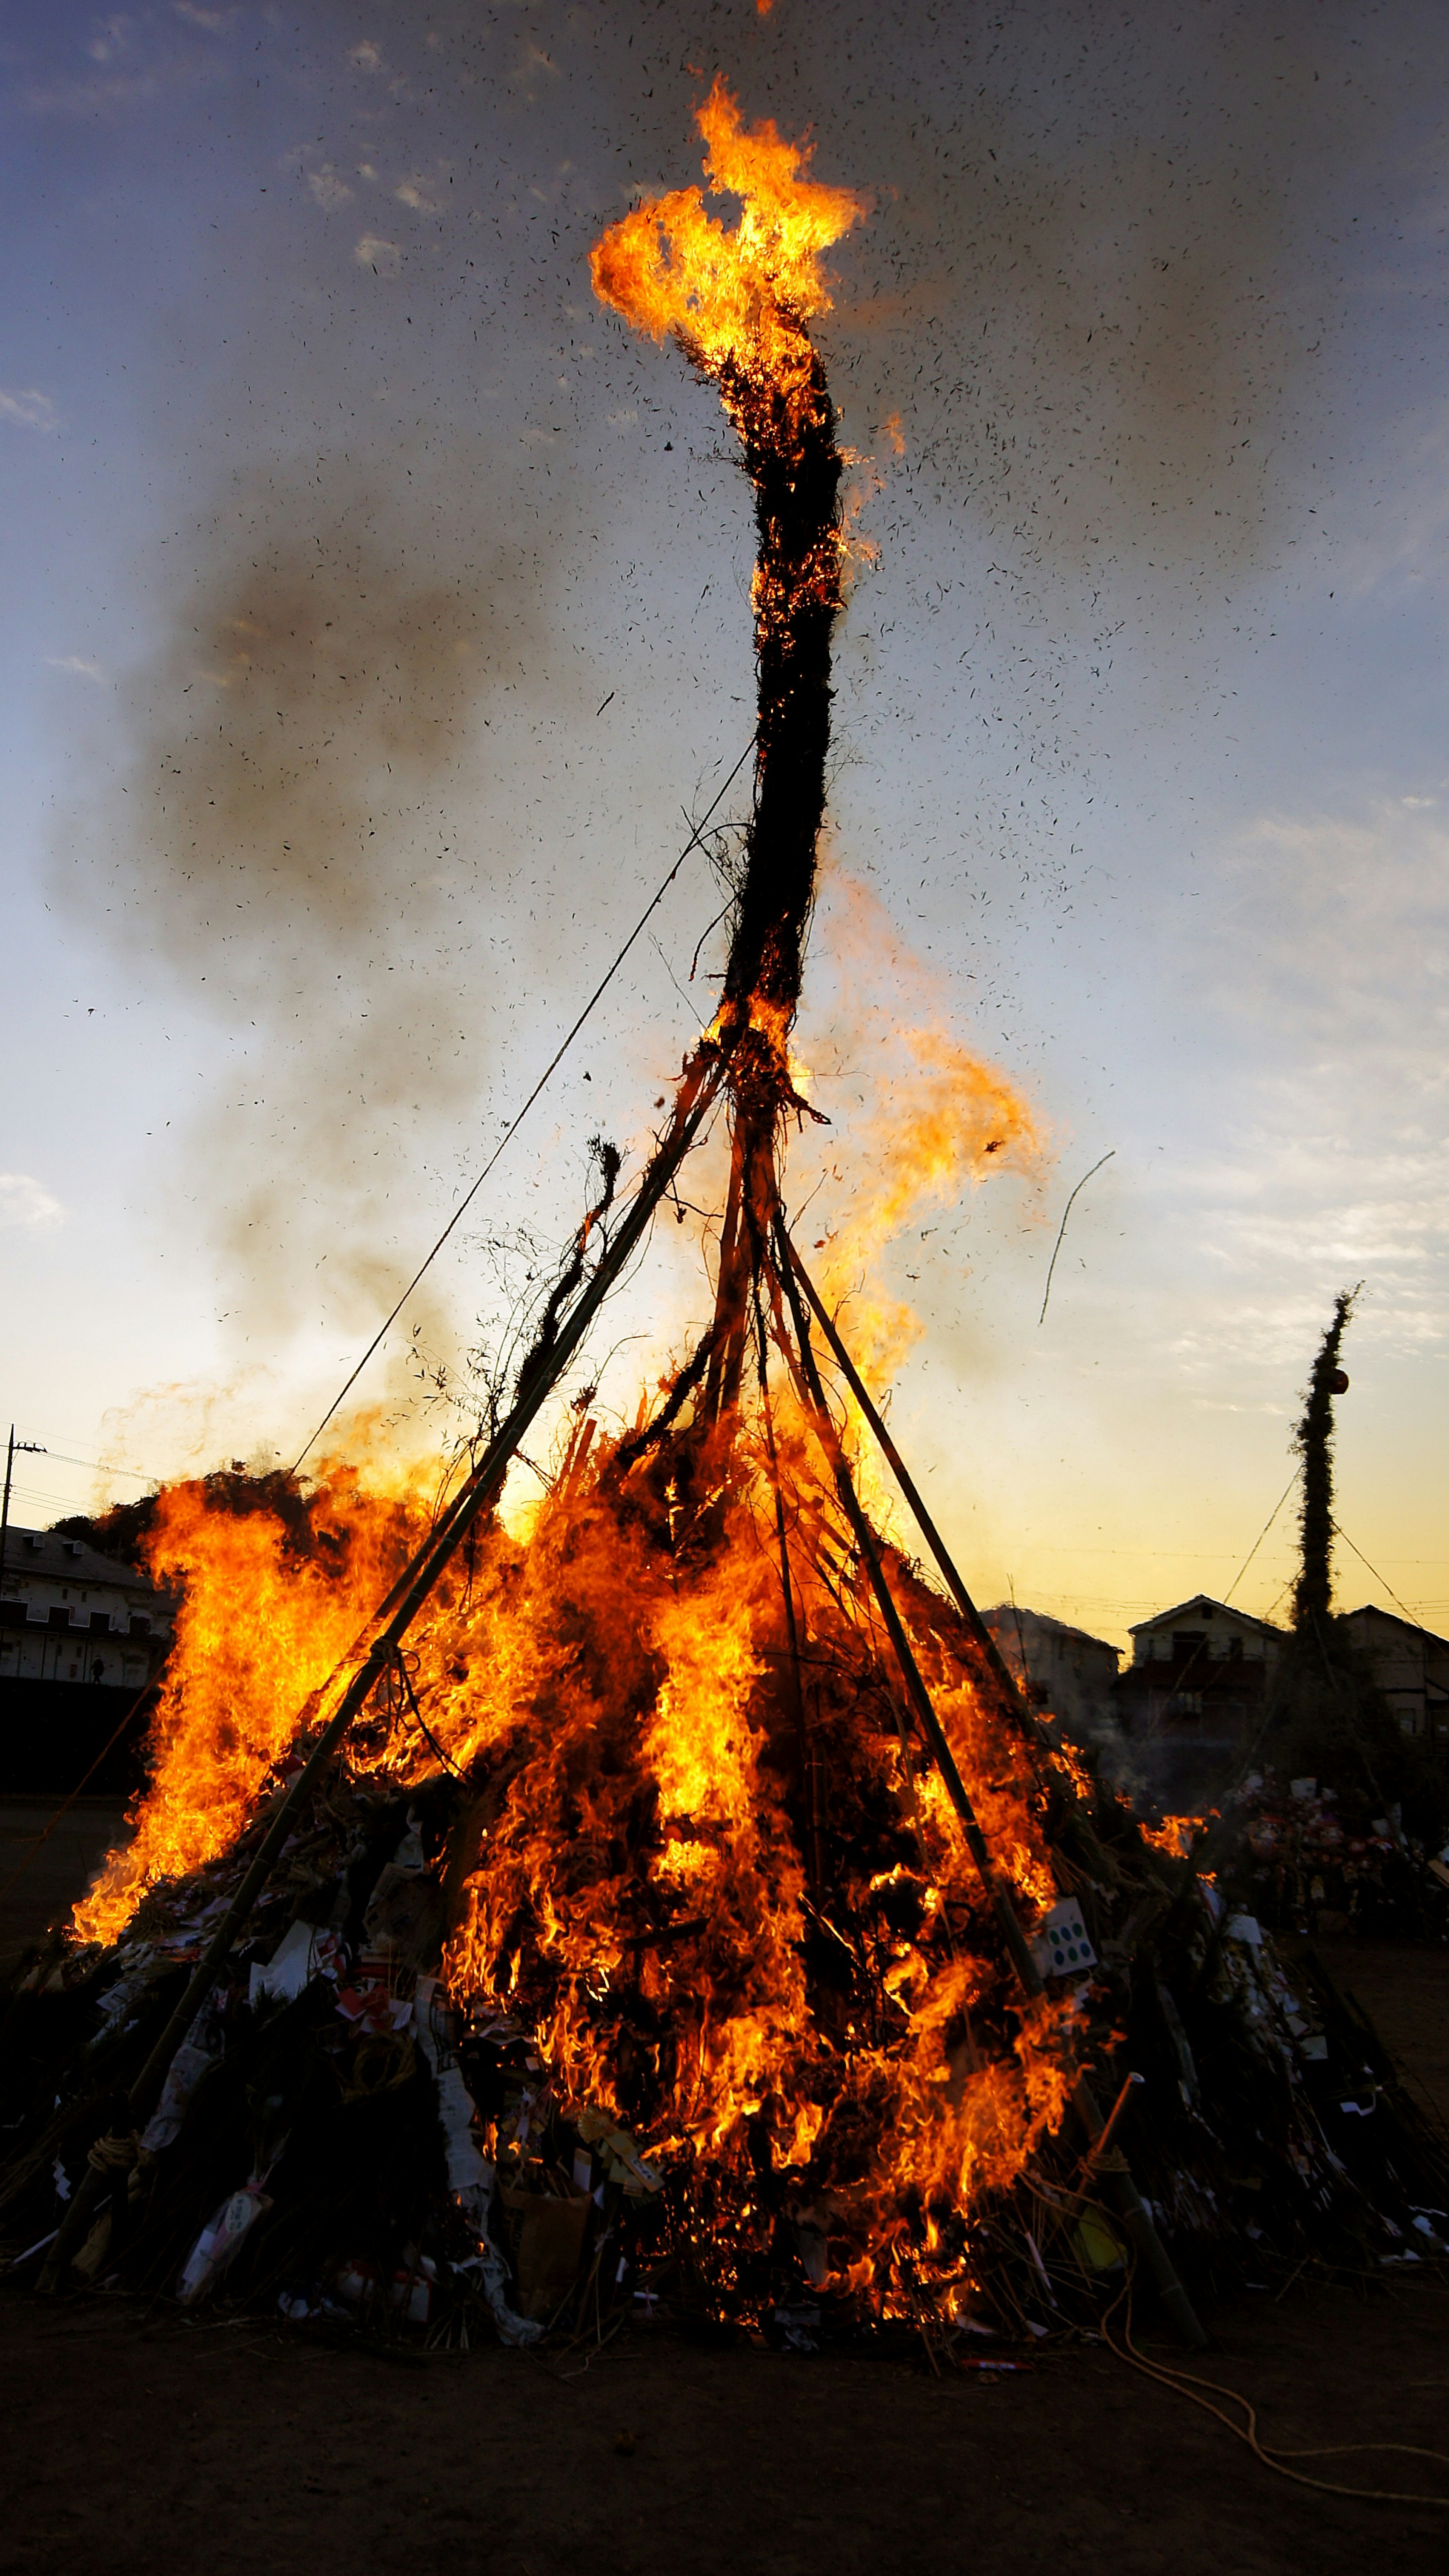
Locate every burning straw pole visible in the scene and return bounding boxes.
[591,79,860,1413]
[591,94,1204,2344]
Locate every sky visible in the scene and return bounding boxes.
[1,0,1446,1650]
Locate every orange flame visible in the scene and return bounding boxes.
[74,1469,424,1944]
[68,1410,1088,2314]
[589,78,863,453]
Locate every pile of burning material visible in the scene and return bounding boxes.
[3,85,1446,2353]
[3,1384,1447,2347]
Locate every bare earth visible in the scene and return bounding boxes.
[3,1851,1446,2570]
[2,2269,1446,2574]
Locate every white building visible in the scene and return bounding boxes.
[0,1526,171,1693]
[1127,1595,1285,1673]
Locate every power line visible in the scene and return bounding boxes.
[291,737,756,1474]
[27,1449,157,1486]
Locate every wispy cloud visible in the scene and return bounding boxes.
[0,389,57,432]
[87,15,134,68]
[307,164,352,213]
[0,1175,65,1233]
[45,654,108,684]
[354,233,400,277]
[1144,797,1449,1375]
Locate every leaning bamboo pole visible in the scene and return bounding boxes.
[37,1047,726,2290]
[767,1210,1207,2349]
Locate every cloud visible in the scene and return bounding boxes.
[354,234,400,277]
[88,16,134,68]
[1147,798,1449,1371]
[45,655,108,684]
[0,1175,65,1233]
[307,165,352,213]
[0,390,57,432]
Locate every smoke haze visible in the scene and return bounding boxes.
[35,0,1449,1443]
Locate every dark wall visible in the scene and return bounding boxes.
[0,1679,153,1798]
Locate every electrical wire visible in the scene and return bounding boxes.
[290,735,756,1474]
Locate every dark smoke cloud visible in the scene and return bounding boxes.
[49,0,1447,1387]
[368,0,1436,582]
[70,457,575,1339]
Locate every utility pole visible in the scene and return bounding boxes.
[0,1424,47,1604]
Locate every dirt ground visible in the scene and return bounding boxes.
[3,1885,1446,2571]
[2,2267,1446,2574]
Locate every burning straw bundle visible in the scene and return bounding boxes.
[3,88,1446,2354]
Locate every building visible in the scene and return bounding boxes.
[1340,1604,1449,1743]
[982,1606,1121,1746]
[0,1525,171,1693]
[1114,1595,1286,1802]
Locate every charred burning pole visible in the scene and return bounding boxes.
[594,92,1204,2344]
[589,82,859,1425]
[36,90,1204,2339]
[700,340,844,1420]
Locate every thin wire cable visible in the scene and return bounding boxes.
[1223,1467,1303,1609]
[1332,1520,1435,1633]
[23,1450,157,1487]
[291,737,755,1473]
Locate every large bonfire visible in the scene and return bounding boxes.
[4,86,1444,2351]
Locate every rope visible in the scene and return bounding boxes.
[391,1648,466,1783]
[291,737,756,1473]
[86,2130,147,2176]
[1102,2263,1449,2507]
[1332,1519,1440,1638]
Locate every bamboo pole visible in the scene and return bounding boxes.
[771,1212,1047,1998]
[769,1213,1207,2350]
[752,1283,823,1902]
[781,1236,1052,1753]
[37,1052,724,2292]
